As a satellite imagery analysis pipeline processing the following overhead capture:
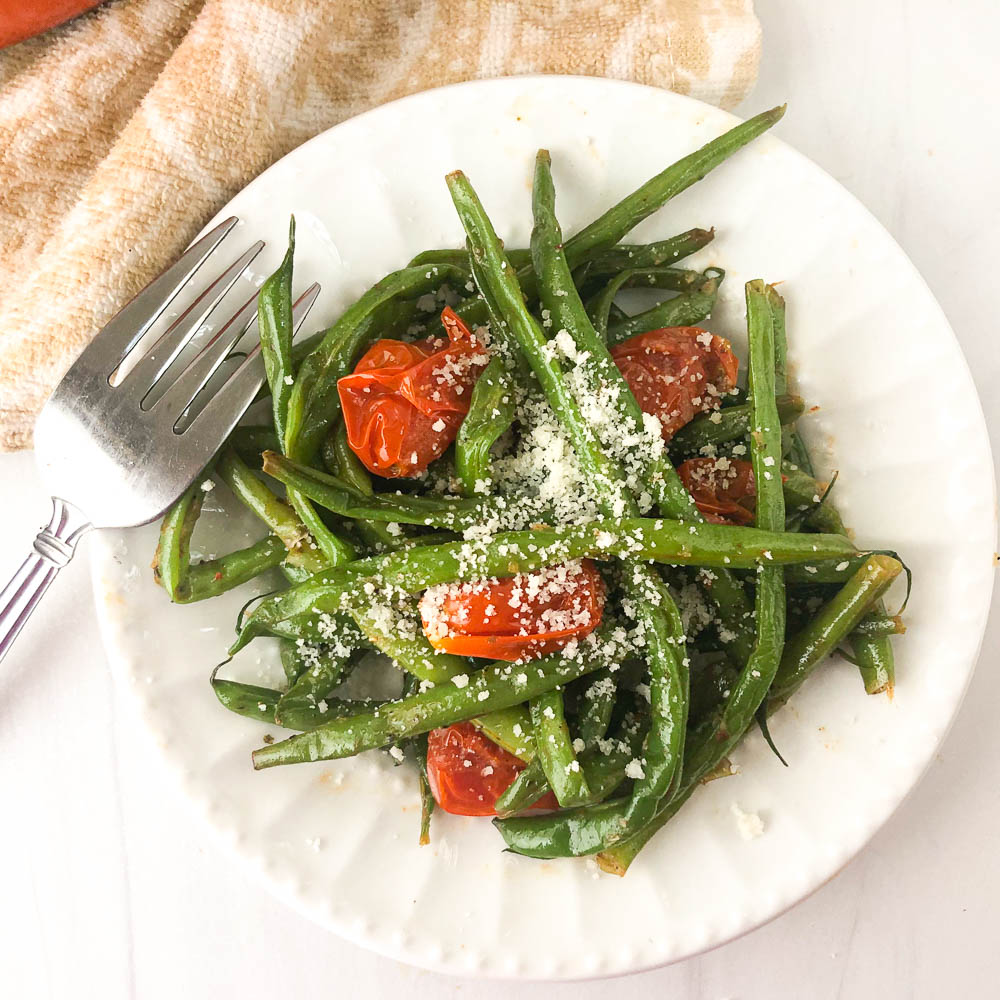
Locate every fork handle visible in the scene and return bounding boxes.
[0,498,92,664]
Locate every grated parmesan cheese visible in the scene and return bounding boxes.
[731,802,765,840]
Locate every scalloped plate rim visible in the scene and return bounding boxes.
[88,75,997,981]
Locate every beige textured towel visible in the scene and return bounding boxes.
[0,0,760,451]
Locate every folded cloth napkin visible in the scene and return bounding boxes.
[0,0,760,451]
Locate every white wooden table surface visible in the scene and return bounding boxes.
[2,1,998,996]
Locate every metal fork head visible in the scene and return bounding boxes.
[33,218,319,529]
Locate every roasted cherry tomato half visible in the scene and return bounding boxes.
[677,456,756,525]
[610,326,738,442]
[337,306,488,477]
[426,722,557,815]
[419,560,606,661]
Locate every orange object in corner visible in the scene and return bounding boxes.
[0,1,103,49]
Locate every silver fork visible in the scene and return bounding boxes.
[0,217,320,664]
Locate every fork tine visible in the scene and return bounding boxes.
[290,282,322,334]
[78,217,239,378]
[120,240,265,402]
[152,292,258,420]
[157,282,321,423]
[181,283,322,444]
[289,282,322,338]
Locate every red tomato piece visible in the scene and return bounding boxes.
[610,326,739,441]
[419,560,606,661]
[677,457,756,525]
[426,722,557,816]
[337,306,488,477]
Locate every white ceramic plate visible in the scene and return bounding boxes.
[90,77,996,979]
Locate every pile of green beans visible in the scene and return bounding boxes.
[153,102,908,870]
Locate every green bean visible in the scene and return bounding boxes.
[286,265,467,464]
[183,537,289,601]
[290,330,327,368]
[253,223,357,568]
[275,652,354,730]
[466,158,687,796]
[279,637,306,686]
[616,561,901,871]
[475,152,687,855]
[736,277,787,729]
[783,467,846,535]
[212,676,283,723]
[852,609,905,640]
[689,655,739,721]
[493,793,616,856]
[595,779,691,875]
[327,423,370,493]
[153,483,203,601]
[211,674,383,729]
[408,247,532,272]
[229,425,280,463]
[526,151,754,663]
[586,267,710,338]
[349,606,468,684]
[450,162,665,823]
[605,271,722,345]
[786,433,816,477]
[217,448,326,574]
[850,603,896,696]
[494,759,549,817]
[427,106,782,341]
[575,669,617,747]
[275,632,365,731]
[493,279,788,859]
[746,281,787,518]
[233,518,857,651]
[668,395,805,457]
[576,229,715,282]
[527,150,730,719]
[283,288,433,568]
[153,483,288,603]
[251,330,329,407]
[326,423,408,551]
[472,705,534,760]
[770,283,788,396]
[530,689,591,806]
[564,106,785,262]
[767,282,818,480]
[455,356,516,495]
[575,708,648,803]
[452,185,627,491]
[494,705,647,818]
[771,554,902,703]
[411,243,714,284]
[778,404,894,697]
[286,487,356,567]
[597,554,903,875]
[258,220,296,444]
[785,555,867,585]
[615,266,712,293]
[319,425,340,475]
[647,283,790,789]
[261,450,520,531]
[414,732,434,845]
[251,628,623,768]
[441,105,782,342]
